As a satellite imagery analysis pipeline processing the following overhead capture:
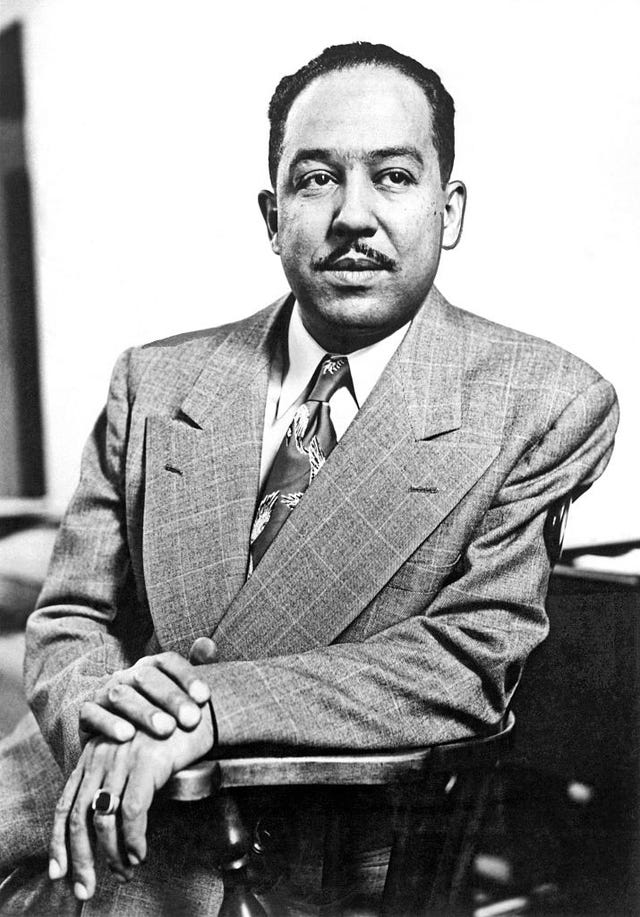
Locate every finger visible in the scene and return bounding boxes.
[129,666,202,730]
[92,743,134,881]
[80,701,137,742]
[119,755,159,866]
[49,761,85,880]
[189,637,218,665]
[68,743,116,901]
[148,652,211,704]
[96,684,178,738]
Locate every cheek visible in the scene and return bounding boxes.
[393,205,441,259]
[278,209,329,266]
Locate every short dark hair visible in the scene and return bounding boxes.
[267,42,455,189]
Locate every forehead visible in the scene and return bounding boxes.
[280,65,435,166]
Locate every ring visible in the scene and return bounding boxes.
[91,789,120,816]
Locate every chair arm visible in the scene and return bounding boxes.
[167,711,515,801]
[162,715,514,916]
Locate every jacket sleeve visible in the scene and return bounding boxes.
[196,377,619,750]
[23,349,152,776]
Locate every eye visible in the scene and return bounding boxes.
[377,169,414,188]
[298,171,337,191]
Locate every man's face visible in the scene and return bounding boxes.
[260,65,465,352]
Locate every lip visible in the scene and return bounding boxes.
[324,269,386,287]
[327,257,385,271]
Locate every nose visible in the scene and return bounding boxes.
[331,173,377,238]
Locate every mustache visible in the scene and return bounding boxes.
[312,242,397,271]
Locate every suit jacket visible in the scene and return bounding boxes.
[24,287,618,779]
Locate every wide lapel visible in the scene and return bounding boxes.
[212,287,500,661]
[143,298,291,656]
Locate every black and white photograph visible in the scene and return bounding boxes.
[0,1,638,914]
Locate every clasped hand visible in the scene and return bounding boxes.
[49,638,218,901]
[79,637,218,742]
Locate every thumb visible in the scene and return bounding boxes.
[189,637,218,665]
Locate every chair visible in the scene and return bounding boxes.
[166,713,515,917]
[163,495,571,916]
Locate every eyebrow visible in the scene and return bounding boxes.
[288,146,425,173]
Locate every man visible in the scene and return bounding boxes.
[0,41,618,915]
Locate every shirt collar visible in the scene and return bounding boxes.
[277,301,411,418]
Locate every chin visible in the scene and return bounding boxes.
[310,306,404,352]
[292,280,423,348]
[318,299,388,329]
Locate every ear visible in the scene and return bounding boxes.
[258,190,280,254]
[441,180,467,250]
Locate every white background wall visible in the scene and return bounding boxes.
[6,0,639,545]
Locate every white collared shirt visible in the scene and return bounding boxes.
[259,302,410,488]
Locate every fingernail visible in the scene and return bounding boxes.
[49,859,62,880]
[179,704,200,728]
[74,882,89,900]
[128,853,140,866]
[115,722,135,742]
[189,679,210,703]
[151,711,174,733]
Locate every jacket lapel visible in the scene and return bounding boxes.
[143,299,291,654]
[211,288,500,661]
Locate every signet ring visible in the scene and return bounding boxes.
[91,789,120,816]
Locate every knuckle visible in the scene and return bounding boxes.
[100,676,118,695]
[54,798,70,817]
[91,742,110,763]
[121,797,145,821]
[131,667,150,688]
[92,817,108,836]
[107,684,129,704]
[69,809,87,834]
[72,861,91,879]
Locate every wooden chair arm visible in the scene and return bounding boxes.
[162,714,514,917]
[167,711,515,800]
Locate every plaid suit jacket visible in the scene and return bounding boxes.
[24,287,618,776]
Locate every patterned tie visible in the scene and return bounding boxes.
[250,354,352,568]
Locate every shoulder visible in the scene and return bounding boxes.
[449,300,602,390]
[427,291,618,447]
[111,294,288,405]
[444,295,615,412]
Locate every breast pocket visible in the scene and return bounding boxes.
[353,548,465,639]
[386,546,464,595]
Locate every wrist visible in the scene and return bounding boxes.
[170,701,216,772]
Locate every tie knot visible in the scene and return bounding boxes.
[307,355,351,403]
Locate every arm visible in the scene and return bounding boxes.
[192,376,619,749]
[22,350,213,774]
[24,350,142,774]
[24,349,217,772]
